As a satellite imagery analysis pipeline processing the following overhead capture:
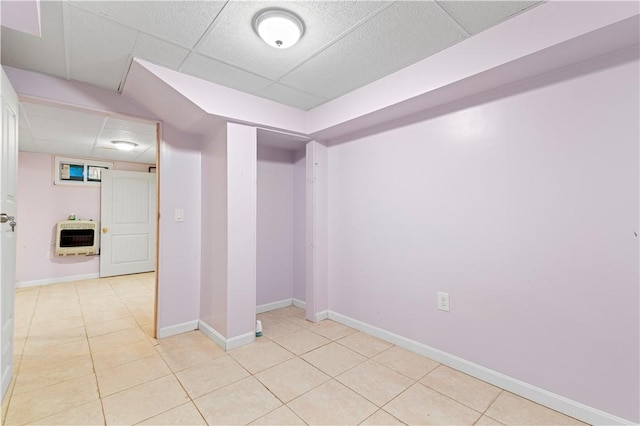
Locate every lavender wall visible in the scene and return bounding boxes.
[256,145,294,306]
[293,148,306,302]
[16,152,152,284]
[200,124,228,335]
[156,125,202,332]
[326,54,639,421]
[200,123,258,342]
[226,123,257,338]
[255,145,307,307]
[306,141,328,321]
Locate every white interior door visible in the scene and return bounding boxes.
[100,170,156,278]
[0,68,19,400]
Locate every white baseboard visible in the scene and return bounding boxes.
[256,299,306,315]
[226,331,255,350]
[157,320,199,339]
[198,320,226,350]
[328,311,635,426]
[256,298,293,314]
[16,273,100,288]
[198,320,255,351]
[315,310,328,322]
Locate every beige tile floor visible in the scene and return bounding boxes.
[2,274,588,425]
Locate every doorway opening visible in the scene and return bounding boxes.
[14,99,160,337]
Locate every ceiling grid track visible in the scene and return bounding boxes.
[117,53,136,93]
[133,145,157,163]
[257,81,327,107]
[88,116,110,158]
[433,1,471,37]
[177,0,231,72]
[17,103,40,151]
[181,51,279,87]
[274,1,398,84]
[69,1,196,51]
[61,2,73,80]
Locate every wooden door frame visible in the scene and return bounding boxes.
[153,122,160,339]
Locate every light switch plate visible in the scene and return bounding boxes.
[437,292,450,312]
[174,208,184,222]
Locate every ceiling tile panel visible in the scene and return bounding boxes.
[67,4,138,90]
[22,102,106,126]
[260,83,327,111]
[134,150,158,165]
[18,115,35,139]
[437,1,541,35]
[18,128,38,152]
[36,140,93,157]
[18,121,32,136]
[70,1,226,48]
[181,53,273,94]
[19,142,39,154]
[133,33,191,70]
[280,1,467,100]
[0,2,67,78]
[196,1,389,80]
[104,117,157,135]
[29,116,101,145]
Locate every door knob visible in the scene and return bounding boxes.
[102,227,108,233]
[1,213,16,232]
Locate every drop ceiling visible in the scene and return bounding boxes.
[18,101,157,164]
[1,1,541,111]
[2,1,541,162]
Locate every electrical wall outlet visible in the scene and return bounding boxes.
[437,292,450,312]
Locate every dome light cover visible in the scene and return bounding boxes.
[254,9,304,49]
[111,141,138,151]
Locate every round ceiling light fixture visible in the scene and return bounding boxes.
[111,140,138,151]
[253,9,304,49]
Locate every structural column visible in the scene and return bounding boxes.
[225,123,257,346]
[200,122,257,350]
[305,141,328,322]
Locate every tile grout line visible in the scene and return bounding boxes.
[270,308,526,425]
[92,274,167,425]
[3,286,41,424]
[75,280,108,426]
[262,309,480,425]
[8,285,97,425]
[259,316,380,424]
[219,319,352,424]
[154,336,238,425]
[10,294,579,425]
[8,277,159,425]
[481,389,506,418]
